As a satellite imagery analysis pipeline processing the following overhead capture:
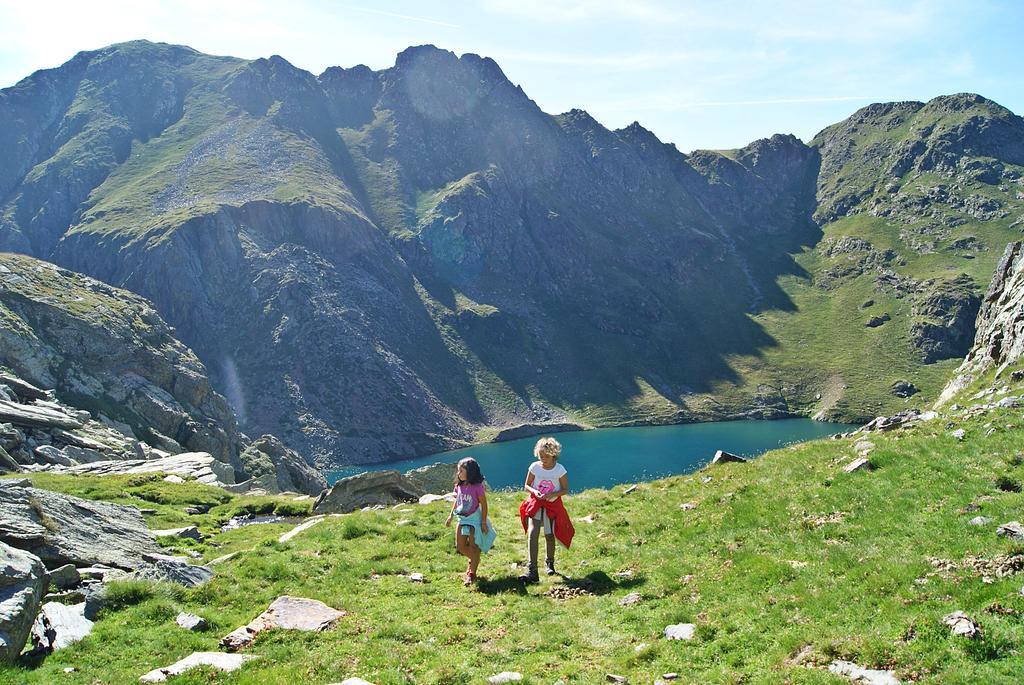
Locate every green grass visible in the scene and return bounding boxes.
[4,375,1024,683]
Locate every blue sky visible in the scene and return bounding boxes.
[1,0,1021,152]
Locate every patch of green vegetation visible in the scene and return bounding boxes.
[5,377,1024,682]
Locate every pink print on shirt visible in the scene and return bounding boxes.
[536,479,556,496]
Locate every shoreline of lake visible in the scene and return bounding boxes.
[326,418,860,491]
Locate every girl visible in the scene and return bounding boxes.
[518,437,575,582]
[445,457,496,585]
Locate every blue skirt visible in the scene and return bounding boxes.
[456,508,497,553]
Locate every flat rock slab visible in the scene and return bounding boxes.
[139,652,258,682]
[333,680,377,685]
[843,457,874,473]
[133,560,214,588]
[30,601,93,652]
[487,673,523,684]
[60,452,235,487]
[150,526,203,541]
[221,595,346,651]
[0,541,46,662]
[828,660,900,685]
[279,516,327,543]
[0,400,83,430]
[0,482,160,570]
[663,623,696,640]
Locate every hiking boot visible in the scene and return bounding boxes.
[518,566,539,583]
[545,559,556,576]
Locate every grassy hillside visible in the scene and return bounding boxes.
[3,363,1024,683]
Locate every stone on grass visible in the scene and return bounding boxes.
[139,652,257,682]
[828,660,900,685]
[47,563,80,589]
[663,623,696,640]
[0,541,46,662]
[711,450,746,465]
[279,516,326,543]
[843,457,874,473]
[175,612,207,631]
[968,516,992,526]
[163,475,184,484]
[221,596,346,651]
[0,483,160,569]
[606,675,627,683]
[150,526,203,541]
[29,601,93,653]
[579,514,597,524]
[622,484,638,495]
[618,592,642,606]
[487,673,523,684]
[853,440,875,455]
[418,493,455,505]
[313,470,423,514]
[996,521,1024,541]
[333,679,376,685]
[408,573,425,582]
[943,610,981,638]
[951,429,966,440]
[133,559,213,588]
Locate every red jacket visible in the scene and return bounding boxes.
[519,495,575,549]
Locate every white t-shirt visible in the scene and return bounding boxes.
[528,461,567,496]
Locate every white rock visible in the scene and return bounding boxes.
[968,516,992,526]
[139,652,257,682]
[943,610,981,638]
[408,573,425,582]
[333,679,376,685]
[951,429,966,440]
[843,457,873,473]
[663,623,696,640]
[618,592,642,606]
[418,493,455,505]
[828,660,900,685]
[487,672,523,684]
[163,475,184,484]
[175,612,207,631]
[279,516,326,543]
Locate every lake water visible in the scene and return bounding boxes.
[326,419,858,491]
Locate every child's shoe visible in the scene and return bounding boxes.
[518,566,539,583]
[545,559,556,575]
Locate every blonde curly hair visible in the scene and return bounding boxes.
[533,436,562,460]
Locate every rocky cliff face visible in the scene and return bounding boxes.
[937,242,1024,405]
[2,41,1023,465]
[0,252,242,466]
[0,252,324,493]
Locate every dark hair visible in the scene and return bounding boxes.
[454,457,484,486]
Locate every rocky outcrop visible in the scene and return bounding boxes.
[312,471,423,514]
[237,435,327,495]
[0,479,160,570]
[0,541,46,662]
[492,423,586,443]
[403,462,456,495]
[0,253,244,472]
[938,242,1024,404]
[910,275,981,363]
[34,452,236,487]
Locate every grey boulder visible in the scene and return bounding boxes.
[0,541,47,662]
[0,480,160,570]
[29,601,93,653]
[313,470,424,514]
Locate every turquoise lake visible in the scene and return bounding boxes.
[326,419,858,491]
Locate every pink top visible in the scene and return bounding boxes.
[454,482,485,516]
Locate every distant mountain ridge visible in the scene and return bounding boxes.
[1,40,1022,466]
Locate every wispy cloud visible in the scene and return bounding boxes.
[344,5,460,29]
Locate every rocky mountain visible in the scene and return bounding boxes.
[0,251,324,494]
[937,241,1024,404]
[1,40,1022,466]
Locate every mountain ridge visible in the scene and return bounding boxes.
[1,40,1022,466]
